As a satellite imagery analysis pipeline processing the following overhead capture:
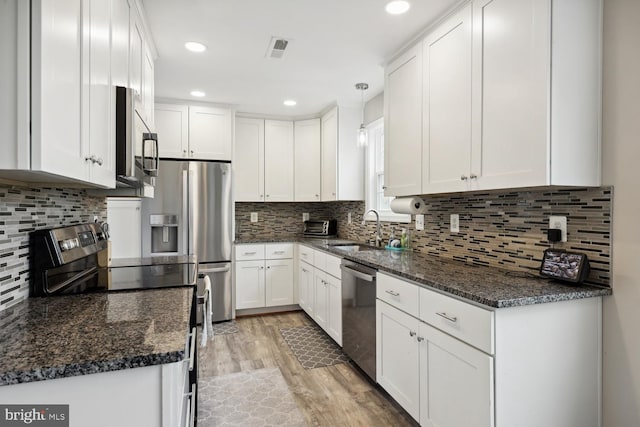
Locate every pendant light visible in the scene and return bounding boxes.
[355,83,369,148]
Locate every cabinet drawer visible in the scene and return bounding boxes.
[265,243,293,259]
[298,244,314,264]
[419,287,494,354]
[325,253,342,278]
[377,273,420,318]
[235,244,265,261]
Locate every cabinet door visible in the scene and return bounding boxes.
[111,0,129,88]
[234,117,265,202]
[235,260,265,309]
[298,261,314,316]
[107,198,142,258]
[264,120,294,201]
[376,300,420,421]
[320,107,338,201]
[265,259,294,307]
[313,269,328,330]
[129,8,143,98]
[188,106,232,161]
[86,0,116,188]
[294,118,321,201]
[156,104,189,158]
[384,44,423,197]
[142,45,154,127]
[471,0,549,190]
[325,273,342,346]
[422,4,472,194]
[31,0,87,182]
[419,321,494,427]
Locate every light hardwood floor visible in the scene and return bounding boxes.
[199,311,417,427]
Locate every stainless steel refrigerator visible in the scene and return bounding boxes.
[141,160,233,322]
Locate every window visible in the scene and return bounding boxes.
[364,118,410,223]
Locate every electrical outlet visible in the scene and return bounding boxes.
[93,215,99,223]
[250,212,258,223]
[450,214,460,233]
[347,212,352,224]
[549,216,567,242]
[302,213,310,222]
[415,214,424,231]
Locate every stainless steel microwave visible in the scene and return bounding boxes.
[115,86,158,187]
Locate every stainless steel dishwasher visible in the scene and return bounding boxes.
[341,259,377,381]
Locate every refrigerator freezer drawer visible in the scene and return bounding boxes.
[197,262,233,323]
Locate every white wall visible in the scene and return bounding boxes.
[602,0,640,425]
[364,92,384,125]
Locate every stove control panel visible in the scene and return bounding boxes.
[58,238,80,252]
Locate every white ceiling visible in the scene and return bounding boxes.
[142,0,461,117]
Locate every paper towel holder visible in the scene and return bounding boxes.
[390,197,427,215]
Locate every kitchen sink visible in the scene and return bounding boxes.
[329,243,382,252]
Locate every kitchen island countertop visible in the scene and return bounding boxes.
[235,237,612,308]
[0,287,193,386]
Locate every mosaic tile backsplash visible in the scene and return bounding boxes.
[236,187,611,287]
[0,186,106,312]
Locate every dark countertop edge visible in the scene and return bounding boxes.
[236,238,612,307]
[0,350,185,387]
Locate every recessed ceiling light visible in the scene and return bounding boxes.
[385,0,410,15]
[190,90,205,97]
[283,100,297,107]
[184,41,207,53]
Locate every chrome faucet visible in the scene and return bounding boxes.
[362,209,383,247]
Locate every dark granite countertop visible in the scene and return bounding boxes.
[236,237,612,308]
[0,287,193,386]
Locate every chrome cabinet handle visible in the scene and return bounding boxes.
[436,312,458,323]
[85,155,95,163]
[273,250,285,254]
[409,331,416,337]
[188,327,196,371]
[385,290,400,297]
[382,186,387,189]
[94,157,103,166]
[470,173,477,179]
[302,268,308,273]
[244,251,256,255]
[460,175,468,181]
[417,336,424,342]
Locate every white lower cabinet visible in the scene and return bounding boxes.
[235,244,294,310]
[298,260,314,317]
[376,272,602,427]
[297,245,342,346]
[419,321,493,427]
[106,197,142,259]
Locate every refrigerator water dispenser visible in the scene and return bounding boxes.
[150,215,178,254]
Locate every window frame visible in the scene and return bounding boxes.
[364,118,411,223]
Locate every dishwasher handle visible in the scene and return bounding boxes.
[340,264,376,282]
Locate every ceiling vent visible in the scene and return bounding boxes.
[266,37,290,59]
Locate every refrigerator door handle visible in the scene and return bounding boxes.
[188,166,196,256]
[199,266,231,275]
[182,168,189,256]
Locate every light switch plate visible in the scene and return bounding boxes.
[302,213,310,222]
[549,216,567,242]
[348,212,352,224]
[250,212,258,223]
[450,214,460,233]
[415,214,425,231]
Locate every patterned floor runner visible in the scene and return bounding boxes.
[198,368,306,427]
[212,320,239,335]
[280,323,349,369]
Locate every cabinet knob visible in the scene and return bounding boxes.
[94,157,103,166]
[417,337,424,342]
[190,150,194,156]
[85,156,94,163]
[382,186,387,190]
[267,266,270,269]
[470,173,478,179]
[332,192,336,196]
[315,194,319,198]
[460,175,468,181]
[266,195,270,198]
[409,331,416,337]
[260,266,264,270]
[260,194,264,198]
[183,150,187,155]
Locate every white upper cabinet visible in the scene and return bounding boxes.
[320,106,364,201]
[422,4,472,194]
[142,44,155,127]
[189,106,232,161]
[384,45,423,197]
[385,0,602,196]
[264,120,294,201]
[155,103,189,158]
[234,117,265,202]
[471,0,601,190]
[129,7,144,100]
[111,0,130,88]
[294,118,321,201]
[155,104,232,161]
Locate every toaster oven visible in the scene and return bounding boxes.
[303,220,337,237]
